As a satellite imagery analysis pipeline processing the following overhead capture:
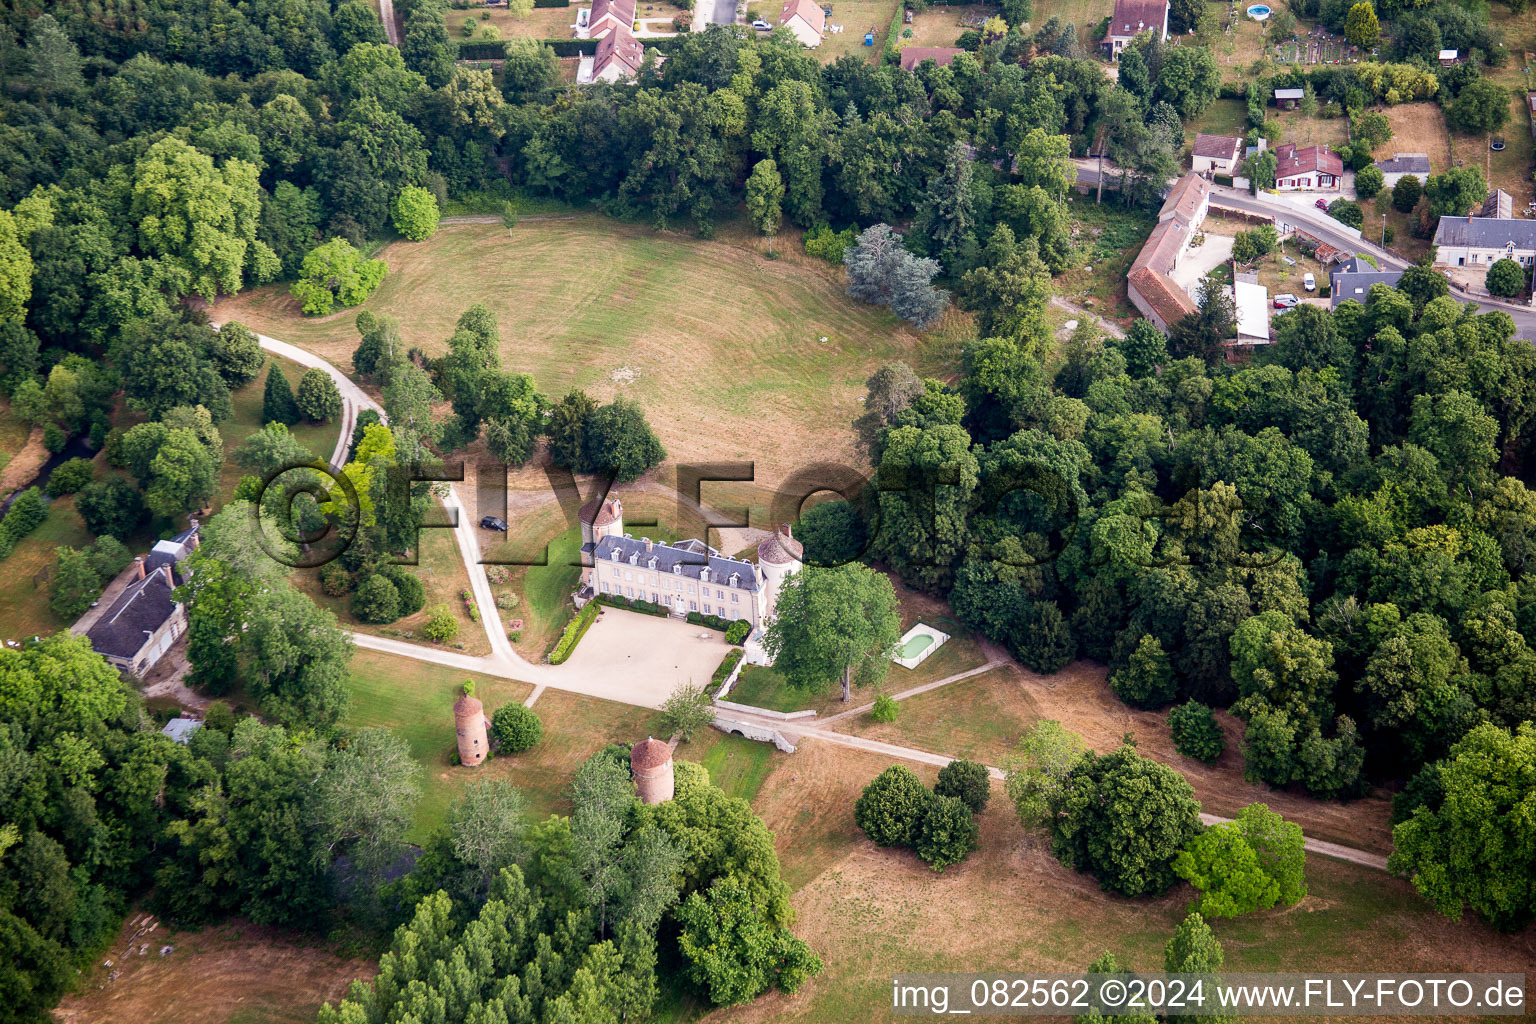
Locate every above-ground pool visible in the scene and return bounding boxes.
[892,623,951,670]
[899,633,935,659]
[1247,4,1271,18]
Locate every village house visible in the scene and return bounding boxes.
[588,23,643,82]
[582,0,635,38]
[1373,153,1430,188]
[1273,144,1342,191]
[1125,173,1210,332]
[1191,133,1244,177]
[1433,216,1536,269]
[778,0,826,47]
[1328,257,1403,308]
[1102,0,1168,57]
[75,522,199,677]
[899,46,963,72]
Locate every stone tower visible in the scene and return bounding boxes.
[454,693,489,766]
[630,736,674,805]
[579,496,624,549]
[755,523,804,621]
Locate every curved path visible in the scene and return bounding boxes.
[225,325,1396,873]
[378,0,400,46]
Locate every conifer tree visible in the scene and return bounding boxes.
[262,364,300,426]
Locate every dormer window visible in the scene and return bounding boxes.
[701,567,711,583]
[729,572,740,587]
[628,552,639,566]
[672,564,682,575]
[647,556,658,569]
[610,549,622,562]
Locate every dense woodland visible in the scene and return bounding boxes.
[0,0,1534,1018]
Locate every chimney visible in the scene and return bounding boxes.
[133,556,146,580]
[187,518,200,549]
[644,538,653,551]
[780,523,793,539]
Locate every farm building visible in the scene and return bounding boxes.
[1125,173,1210,333]
[1329,257,1403,308]
[1102,0,1168,57]
[1373,153,1430,188]
[1192,133,1244,176]
[899,46,964,72]
[778,0,825,47]
[1273,144,1342,191]
[1273,87,1304,109]
[1232,279,1271,346]
[1159,170,1211,226]
[1432,217,1536,269]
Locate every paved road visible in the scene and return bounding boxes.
[378,0,400,46]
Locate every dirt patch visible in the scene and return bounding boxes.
[55,915,372,1024]
[137,636,209,712]
[1383,103,1454,172]
[0,424,46,495]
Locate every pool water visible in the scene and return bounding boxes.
[1247,4,1272,17]
[899,634,935,659]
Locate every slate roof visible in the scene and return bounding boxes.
[1109,0,1167,36]
[1192,133,1243,163]
[899,46,963,72]
[1433,217,1536,249]
[1374,153,1430,176]
[595,534,760,592]
[86,566,178,661]
[1329,269,1404,308]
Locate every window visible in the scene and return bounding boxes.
[624,570,633,580]
[611,567,620,578]
[688,584,697,594]
[717,589,725,599]
[601,582,610,593]
[651,592,658,602]
[672,564,682,575]
[704,604,712,614]
[732,593,739,603]
[611,549,621,561]
[689,601,697,611]
[626,586,634,597]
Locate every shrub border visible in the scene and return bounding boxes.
[550,600,600,664]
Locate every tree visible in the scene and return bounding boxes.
[1353,164,1385,200]
[1111,634,1178,708]
[351,574,401,624]
[1114,319,1169,378]
[935,759,991,813]
[854,765,932,847]
[762,564,901,702]
[661,681,715,743]
[1486,258,1526,298]
[295,368,342,422]
[391,186,440,241]
[1242,148,1278,193]
[233,422,315,478]
[1343,2,1379,47]
[449,781,530,888]
[1170,274,1237,364]
[420,605,459,643]
[76,479,148,540]
[744,159,784,253]
[1388,723,1536,929]
[44,457,92,497]
[1327,198,1364,229]
[1005,720,1087,825]
[579,397,666,482]
[490,703,543,752]
[262,364,300,426]
[1164,913,1231,1024]
[1173,805,1305,917]
[315,727,422,887]
[1050,742,1203,897]
[289,238,387,316]
[209,322,264,388]
[916,795,979,871]
[49,547,103,619]
[1017,599,1078,673]
[1231,224,1279,264]
[1392,173,1423,213]
[1155,47,1221,118]
[546,389,595,470]
[676,875,822,1006]
[1170,700,1226,762]
[844,224,949,329]
[1424,167,1486,219]
[0,209,32,325]
[144,429,218,518]
[1446,78,1511,136]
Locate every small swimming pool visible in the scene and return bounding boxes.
[899,634,935,659]
[1247,4,1272,18]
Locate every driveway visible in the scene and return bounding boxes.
[1169,232,1234,293]
[558,608,734,709]
[693,0,738,30]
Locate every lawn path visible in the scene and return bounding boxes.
[816,657,1008,725]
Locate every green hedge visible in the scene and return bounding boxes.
[686,611,752,644]
[1213,174,1234,187]
[458,40,509,59]
[550,600,600,664]
[712,648,745,686]
[597,593,670,617]
[533,0,570,6]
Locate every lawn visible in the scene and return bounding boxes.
[216,353,343,508]
[1184,97,1248,148]
[212,217,944,492]
[903,4,987,48]
[0,494,97,645]
[1055,195,1156,324]
[501,521,583,660]
[832,665,1038,765]
[745,0,902,63]
[445,4,578,41]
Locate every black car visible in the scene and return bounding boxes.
[480,516,508,532]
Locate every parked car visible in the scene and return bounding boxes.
[751,17,770,28]
[1303,272,1316,291]
[1274,293,1300,308]
[1315,198,1330,210]
[480,516,508,532]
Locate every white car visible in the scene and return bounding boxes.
[1303,272,1316,291]
[751,17,771,28]
[1274,293,1299,308]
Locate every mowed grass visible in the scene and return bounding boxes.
[833,665,1036,765]
[217,354,343,508]
[903,4,986,47]
[212,217,942,490]
[0,495,96,644]
[446,4,576,40]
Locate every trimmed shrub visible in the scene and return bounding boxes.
[550,600,599,664]
[421,604,460,643]
[711,648,744,687]
[490,703,544,751]
[1170,700,1226,763]
[378,564,426,616]
[598,593,670,617]
[352,574,402,624]
[295,368,342,422]
[686,610,735,631]
[320,562,354,597]
[724,618,751,644]
[916,794,980,872]
[1354,164,1384,199]
[1486,258,1526,298]
[854,765,932,847]
[870,693,899,722]
[935,759,991,813]
[45,457,94,497]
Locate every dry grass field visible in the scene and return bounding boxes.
[0,494,97,645]
[903,4,987,47]
[445,4,578,41]
[212,217,945,494]
[708,739,1536,1024]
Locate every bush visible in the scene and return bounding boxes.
[870,693,899,722]
[1110,634,1178,709]
[916,795,980,872]
[420,604,460,643]
[854,765,932,847]
[803,224,858,265]
[1,487,47,545]
[490,702,543,751]
[1486,258,1526,298]
[711,648,744,687]
[597,593,670,617]
[45,457,94,497]
[724,618,751,644]
[320,562,354,596]
[378,564,426,616]
[686,610,735,631]
[1231,224,1278,264]
[549,600,599,664]
[935,759,991,813]
[391,186,441,241]
[42,423,65,453]
[1391,174,1422,213]
[352,574,402,624]
[495,590,519,610]
[1170,700,1226,762]
[295,368,342,422]
[1326,198,1364,229]
[1354,164,1384,199]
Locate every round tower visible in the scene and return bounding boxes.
[454,693,489,766]
[755,523,804,621]
[630,736,674,805]
[578,497,624,548]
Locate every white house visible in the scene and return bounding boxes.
[778,0,825,47]
[1191,133,1243,176]
[1373,153,1430,189]
[1103,0,1168,57]
[1273,144,1342,191]
[1433,217,1536,269]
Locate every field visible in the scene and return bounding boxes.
[902,4,987,48]
[216,353,343,507]
[212,217,945,492]
[0,494,97,645]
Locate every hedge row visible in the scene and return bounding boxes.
[712,648,745,686]
[458,40,510,59]
[597,593,670,617]
[460,36,684,59]
[687,610,742,631]
[550,600,600,664]
[533,0,570,7]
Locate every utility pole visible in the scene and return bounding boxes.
[1097,151,1104,205]
[1381,212,1387,248]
